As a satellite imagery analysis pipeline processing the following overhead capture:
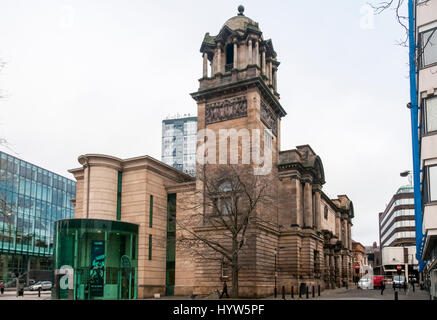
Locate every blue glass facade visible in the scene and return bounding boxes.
[0,151,75,283]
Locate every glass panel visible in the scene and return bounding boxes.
[422,28,437,67]
[426,97,437,133]
[53,219,138,300]
[429,166,437,202]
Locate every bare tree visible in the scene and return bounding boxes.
[369,0,433,47]
[176,165,276,298]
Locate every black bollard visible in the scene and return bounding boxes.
[318,285,321,296]
[412,283,415,292]
[291,286,294,299]
[274,287,277,298]
[312,286,315,298]
[395,291,398,300]
[282,286,285,300]
[299,286,302,298]
[306,286,309,299]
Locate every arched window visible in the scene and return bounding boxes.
[214,180,232,215]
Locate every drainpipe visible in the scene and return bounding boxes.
[408,0,425,272]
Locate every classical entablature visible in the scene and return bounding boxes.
[278,145,326,186]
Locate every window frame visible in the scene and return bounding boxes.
[423,96,437,135]
[419,27,437,69]
[425,164,437,204]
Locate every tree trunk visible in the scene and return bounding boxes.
[231,255,238,298]
[231,238,239,297]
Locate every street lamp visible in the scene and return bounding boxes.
[274,248,278,298]
[273,247,286,298]
[400,170,412,186]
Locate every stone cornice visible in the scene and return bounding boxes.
[191,76,286,118]
[165,181,196,194]
[72,154,195,184]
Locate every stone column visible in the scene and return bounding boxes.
[248,39,253,65]
[337,254,343,287]
[255,40,259,67]
[233,38,238,69]
[217,42,222,74]
[314,188,321,231]
[324,253,329,280]
[262,48,266,75]
[268,60,273,85]
[330,254,335,288]
[273,67,278,91]
[342,216,348,248]
[303,181,313,228]
[203,52,208,78]
[348,221,352,250]
[335,213,341,241]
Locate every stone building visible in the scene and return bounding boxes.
[352,241,366,280]
[58,6,355,299]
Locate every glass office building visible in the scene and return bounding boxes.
[0,151,75,284]
[162,115,197,176]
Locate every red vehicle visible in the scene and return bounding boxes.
[373,276,384,289]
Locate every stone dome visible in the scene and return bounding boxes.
[223,15,259,32]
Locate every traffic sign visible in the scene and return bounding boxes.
[355,264,360,269]
[396,265,402,270]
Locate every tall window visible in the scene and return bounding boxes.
[149,195,153,227]
[324,206,328,220]
[214,181,232,215]
[225,44,234,72]
[420,28,437,68]
[221,259,230,279]
[427,165,437,202]
[424,96,437,134]
[148,234,152,260]
[116,171,122,221]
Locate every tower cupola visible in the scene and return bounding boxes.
[198,6,280,98]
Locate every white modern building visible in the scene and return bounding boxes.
[161,115,197,176]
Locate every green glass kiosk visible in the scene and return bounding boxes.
[53,219,138,300]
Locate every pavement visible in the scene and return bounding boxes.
[264,286,431,300]
[0,286,431,301]
[0,290,52,300]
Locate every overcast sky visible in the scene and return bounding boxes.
[0,0,413,246]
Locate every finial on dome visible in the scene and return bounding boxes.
[238,5,245,16]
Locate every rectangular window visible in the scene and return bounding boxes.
[149,195,153,227]
[421,28,437,68]
[116,171,122,221]
[425,96,437,134]
[148,234,152,260]
[428,165,437,202]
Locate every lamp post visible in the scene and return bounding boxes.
[400,170,412,186]
[273,247,285,298]
[274,248,278,298]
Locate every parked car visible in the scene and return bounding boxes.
[393,276,406,288]
[29,281,52,291]
[358,278,371,289]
